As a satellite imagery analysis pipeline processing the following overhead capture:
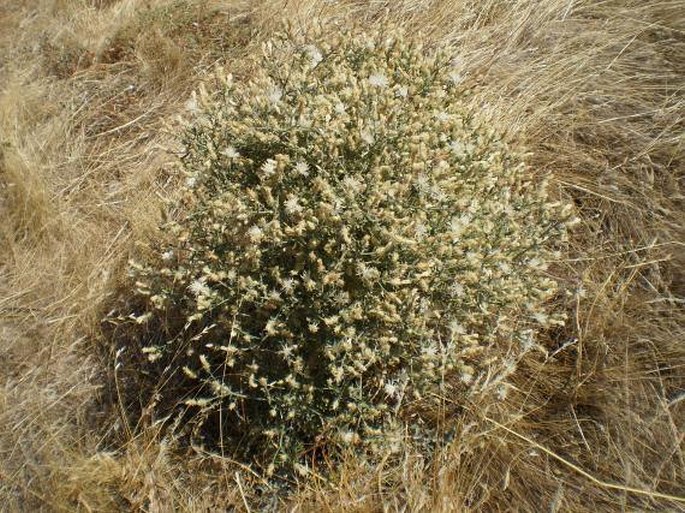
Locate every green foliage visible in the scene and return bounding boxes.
[112,29,571,474]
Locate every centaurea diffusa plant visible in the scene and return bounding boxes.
[110,29,573,475]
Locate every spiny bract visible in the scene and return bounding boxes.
[115,29,571,474]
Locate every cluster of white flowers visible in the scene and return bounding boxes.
[117,29,573,474]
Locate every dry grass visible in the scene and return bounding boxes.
[0,0,683,511]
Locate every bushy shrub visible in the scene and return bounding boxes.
[111,29,572,474]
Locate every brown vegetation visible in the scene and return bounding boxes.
[0,0,683,511]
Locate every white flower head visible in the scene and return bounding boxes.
[357,262,380,283]
[294,462,309,477]
[519,329,535,352]
[435,111,450,123]
[415,174,430,191]
[384,381,398,398]
[395,85,408,98]
[368,72,389,88]
[449,214,470,238]
[498,262,512,275]
[450,282,465,298]
[266,86,282,105]
[221,146,240,159]
[247,225,264,243]
[184,92,200,113]
[360,127,375,145]
[339,430,359,445]
[281,277,296,293]
[189,279,211,297]
[497,384,509,401]
[532,312,549,326]
[265,318,279,336]
[449,139,471,155]
[185,175,198,188]
[342,176,363,194]
[414,221,428,239]
[284,195,302,215]
[528,257,548,271]
[330,365,343,383]
[279,343,296,359]
[294,161,310,177]
[460,367,474,385]
[421,343,438,359]
[430,184,447,202]
[298,114,312,128]
[261,158,277,177]
[448,69,463,85]
[306,45,323,67]
[449,320,467,335]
